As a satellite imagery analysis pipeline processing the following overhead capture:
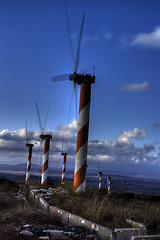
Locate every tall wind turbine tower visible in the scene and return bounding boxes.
[52,13,95,193]
[25,121,34,184]
[70,72,95,192]
[36,102,52,185]
[61,152,68,184]
[40,134,52,185]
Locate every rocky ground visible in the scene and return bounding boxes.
[31,186,70,199]
[32,183,160,233]
[0,223,98,240]
[2,178,160,239]
[0,179,98,239]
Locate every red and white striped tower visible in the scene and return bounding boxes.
[40,134,52,185]
[98,172,102,190]
[25,143,34,185]
[61,153,67,184]
[107,176,111,194]
[51,13,94,193]
[69,74,95,192]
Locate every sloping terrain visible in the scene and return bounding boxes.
[0,179,98,239]
[33,183,160,233]
[1,179,160,239]
[0,179,62,239]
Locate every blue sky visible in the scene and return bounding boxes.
[1,0,160,177]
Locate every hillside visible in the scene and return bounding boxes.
[1,178,160,234]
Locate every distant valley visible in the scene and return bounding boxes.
[1,163,160,196]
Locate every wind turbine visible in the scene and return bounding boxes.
[36,102,52,185]
[25,120,34,185]
[61,152,68,184]
[52,12,95,193]
[98,172,102,190]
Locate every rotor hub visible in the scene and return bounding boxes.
[40,134,52,140]
[69,73,95,85]
[25,143,34,147]
[61,153,68,156]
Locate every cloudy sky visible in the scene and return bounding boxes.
[1,0,160,178]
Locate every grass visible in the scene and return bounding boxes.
[46,182,160,233]
[0,179,61,227]
[1,179,160,234]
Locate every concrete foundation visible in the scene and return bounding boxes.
[112,228,147,240]
[30,189,150,240]
[131,235,160,240]
[30,189,112,240]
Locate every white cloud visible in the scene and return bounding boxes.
[117,128,146,141]
[143,143,155,153]
[0,129,26,141]
[131,27,160,48]
[87,127,154,166]
[0,122,158,173]
[119,82,149,92]
[114,139,133,150]
[58,119,77,132]
[0,121,77,153]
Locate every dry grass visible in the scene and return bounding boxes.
[1,179,160,234]
[0,179,61,227]
[47,183,160,233]
[1,203,60,226]
[0,179,19,192]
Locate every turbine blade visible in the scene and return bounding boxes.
[64,0,75,67]
[74,12,85,73]
[73,82,78,120]
[52,73,70,82]
[25,120,28,144]
[44,103,50,130]
[62,84,74,153]
[36,102,43,134]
